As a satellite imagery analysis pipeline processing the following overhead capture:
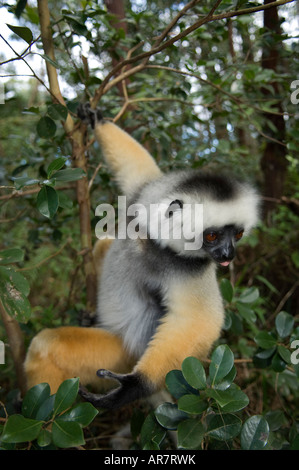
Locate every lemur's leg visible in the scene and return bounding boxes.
[79,273,224,409]
[77,103,162,195]
[24,326,133,393]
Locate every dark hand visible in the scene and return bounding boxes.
[79,369,152,409]
[77,102,103,129]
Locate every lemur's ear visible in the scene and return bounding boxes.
[165,199,183,218]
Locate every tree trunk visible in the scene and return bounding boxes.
[104,0,129,97]
[260,0,287,218]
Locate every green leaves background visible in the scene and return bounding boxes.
[131,346,266,450]
[1,379,98,449]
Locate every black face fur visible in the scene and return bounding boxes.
[202,224,244,266]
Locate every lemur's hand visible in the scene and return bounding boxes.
[78,369,152,409]
[77,102,103,129]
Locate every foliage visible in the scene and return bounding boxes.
[0,0,298,451]
[0,378,98,449]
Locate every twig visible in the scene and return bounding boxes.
[273,279,299,317]
[0,33,55,100]
[0,184,76,201]
[17,239,70,272]
[88,162,102,191]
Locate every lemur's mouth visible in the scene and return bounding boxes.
[219,261,231,267]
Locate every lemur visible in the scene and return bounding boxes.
[24,104,260,409]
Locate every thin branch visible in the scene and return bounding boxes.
[273,280,299,317]
[17,239,70,272]
[144,65,288,146]
[88,162,102,191]
[151,0,202,48]
[0,33,56,100]
[113,96,195,122]
[92,0,295,104]
[0,184,76,201]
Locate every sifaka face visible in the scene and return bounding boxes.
[202,225,244,266]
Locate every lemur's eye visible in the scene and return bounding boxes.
[205,232,218,242]
[166,199,183,217]
[235,230,244,241]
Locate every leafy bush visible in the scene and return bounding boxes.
[131,344,299,450]
[0,378,98,449]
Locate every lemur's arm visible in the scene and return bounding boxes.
[79,275,224,409]
[77,103,162,195]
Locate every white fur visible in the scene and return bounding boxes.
[135,172,260,256]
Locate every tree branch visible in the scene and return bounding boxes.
[92,0,294,105]
[37,0,97,313]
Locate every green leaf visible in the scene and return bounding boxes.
[271,353,287,372]
[207,413,242,441]
[238,287,259,304]
[12,176,40,190]
[0,266,30,296]
[36,185,59,219]
[236,302,256,323]
[52,419,84,448]
[47,157,67,179]
[0,248,24,265]
[177,418,204,449]
[0,266,31,322]
[206,386,249,412]
[277,345,291,364]
[254,331,277,349]
[37,429,52,448]
[265,410,287,432]
[58,191,73,210]
[130,408,145,441]
[36,116,56,138]
[209,345,234,385]
[181,356,206,390]
[38,53,60,69]
[140,412,166,449]
[35,395,55,421]
[53,378,79,416]
[142,440,160,450]
[275,311,294,339]
[22,383,51,419]
[7,24,33,44]
[165,370,198,399]
[47,103,68,121]
[178,394,208,414]
[50,168,85,182]
[1,415,43,443]
[57,403,98,427]
[220,278,233,303]
[154,403,188,430]
[15,0,28,18]
[254,347,276,359]
[212,365,236,391]
[241,415,269,450]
